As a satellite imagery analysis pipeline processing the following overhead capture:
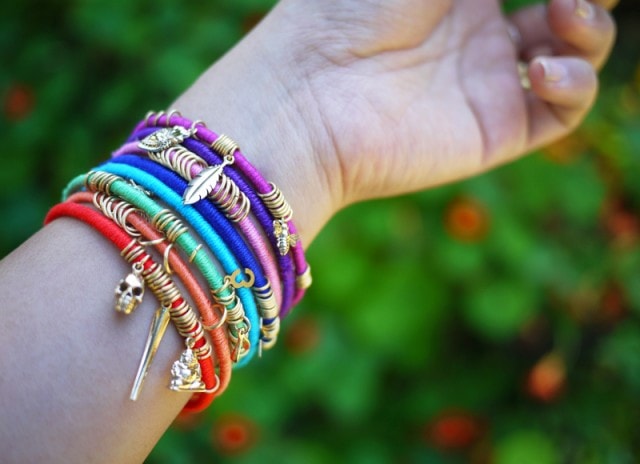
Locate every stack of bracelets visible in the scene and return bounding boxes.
[44,110,312,413]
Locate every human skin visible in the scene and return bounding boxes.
[0,0,617,462]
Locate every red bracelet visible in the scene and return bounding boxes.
[65,191,233,411]
[45,201,218,412]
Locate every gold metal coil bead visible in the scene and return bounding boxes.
[86,170,119,196]
[120,239,137,260]
[255,284,279,319]
[137,237,165,247]
[151,209,173,231]
[151,209,188,243]
[210,179,236,211]
[121,240,146,263]
[149,145,250,223]
[260,318,280,350]
[225,194,251,223]
[143,111,155,126]
[211,290,235,308]
[296,265,313,290]
[225,296,246,326]
[149,146,206,180]
[212,286,235,308]
[164,219,188,243]
[92,193,140,238]
[194,343,212,361]
[211,134,239,158]
[165,109,182,126]
[259,182,293,222]
[208,173,250,223]
[151,111,166,126]
[167,298,204,339]
[142,268,214,361]
[144,263,180,304]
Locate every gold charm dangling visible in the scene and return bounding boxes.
[115,262,145,315]
[231,327,251,363]
[273,219,298,256]
[130,305,171,401]
[227,268,255,289]
[170,337,207,392]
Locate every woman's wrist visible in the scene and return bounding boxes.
[171,5,342,247]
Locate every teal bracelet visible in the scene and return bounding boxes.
[64,170,259,366]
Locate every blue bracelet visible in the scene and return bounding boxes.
[109,155,269,289]
[98,161,260,366]
[108,154,280,333]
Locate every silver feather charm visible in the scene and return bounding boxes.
[182,159,232,205]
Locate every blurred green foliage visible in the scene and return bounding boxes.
[2,0,640,463]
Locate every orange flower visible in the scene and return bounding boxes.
[211,414,259,455]
[445,197,489,242]
[3,83,35,121]
[285,315,321,355]
[602,198,639,248]
[426,411,484,450]
[525,352,566,403]
[600,284,627,325]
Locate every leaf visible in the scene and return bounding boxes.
[182,164,224,205]
[495,430,560,464]
[463,282,538,342]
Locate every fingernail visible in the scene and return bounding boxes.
[536,58,567,83]
[575,0,595,20]
[507,23,521,47]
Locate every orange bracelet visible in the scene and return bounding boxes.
[66,191,232,411]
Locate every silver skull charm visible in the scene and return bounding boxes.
[115,262,145,315]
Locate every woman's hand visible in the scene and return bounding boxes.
[279,0,616,200]
[0,3,619,461]
[175,0,616,242]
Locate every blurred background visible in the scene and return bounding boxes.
[2,0,640,463]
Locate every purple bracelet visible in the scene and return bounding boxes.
[123,111,312,316]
